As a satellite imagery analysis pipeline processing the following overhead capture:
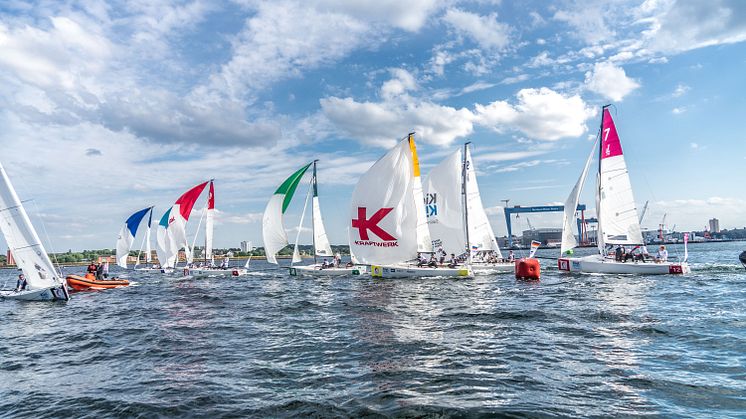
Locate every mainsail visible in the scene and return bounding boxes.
[425,150,465,256]
[426,145,502,257]
[311,161,333,258]
[116,206,153,268]
[348,136,418,265]
[597,107,643,246]
[464,145,501,257]
[0,162,64,291]
[409,134,433,253]
[263,162,312,264]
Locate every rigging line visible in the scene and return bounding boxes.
[30,199,61,274]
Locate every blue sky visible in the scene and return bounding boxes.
[1,0,745,251]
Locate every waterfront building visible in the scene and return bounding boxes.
[240,241,254,252]
[709,218,720,233]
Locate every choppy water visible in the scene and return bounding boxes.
[1,241,745,417]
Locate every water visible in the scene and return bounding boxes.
[1,242,745,417]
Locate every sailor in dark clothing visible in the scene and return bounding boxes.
[95,263,105,280]
[15,273,27,291]
[87,262,97,275]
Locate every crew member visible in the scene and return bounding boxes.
[656,245,668,263]
[15,273,27,291]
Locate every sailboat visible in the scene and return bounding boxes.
[426,142,513,275]
[349,133,472,279]
[262,161,313,265]
[154,180,211,272]
[288,160,363,277]
[558,105,690,275]
[0,161,69,301]
[188,181,249,277]
[115,206,154,269]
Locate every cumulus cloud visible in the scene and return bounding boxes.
[443,9,512,51]
[646,0,746,53]
[474,87,595,141]
[584,62,640,101]
[320,96,475,147]
[313,0,444,32]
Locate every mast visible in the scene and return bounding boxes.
[462,142,472,265]
[312,159,318,265]
[597,104,610,254]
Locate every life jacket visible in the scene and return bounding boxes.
[87,264,97,273]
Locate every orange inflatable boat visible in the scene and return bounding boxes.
[65,274,130,292]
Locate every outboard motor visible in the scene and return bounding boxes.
[739,251,746,270]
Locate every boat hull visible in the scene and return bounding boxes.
[557,255,690,275]
[370,265,472,279]
[187,268,248,277]
[472,262,514,275]
[65,275,130,291]
[289,264,365,277]
[0,285,69,301]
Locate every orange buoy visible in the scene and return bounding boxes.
[515,258,541,280]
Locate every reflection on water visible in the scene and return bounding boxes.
[0,242,745,417]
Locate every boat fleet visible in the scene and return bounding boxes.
[1,105,692,302]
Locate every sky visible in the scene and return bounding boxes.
[1,0,745,251]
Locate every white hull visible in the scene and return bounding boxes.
[134,267,173,274]
[558,255,690,275]
[0,285,69,301]
[370,264,472,279]
[188,268,249,277]
[472,262,514,275]
[289,264,365,277]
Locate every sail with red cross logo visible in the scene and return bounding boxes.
[348,135,420,265]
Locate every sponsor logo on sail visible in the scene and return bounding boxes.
[352,207,398,246]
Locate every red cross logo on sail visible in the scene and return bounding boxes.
[352,207,395,241]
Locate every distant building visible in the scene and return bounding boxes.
[522,228,562,246]
[709,218,720,233]
[6,249,15,266]
[240,241,254,252]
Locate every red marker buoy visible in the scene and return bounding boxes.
[515,258,541,280]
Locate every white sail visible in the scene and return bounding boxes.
[0,162,62,290]
[205,181,214,260]
[263,163,312,264]
[348,136,418,265]
[425,150,465,256]
[312,196,333,257]
[560,136,599,255]
[145,222,152,262]
[597,108,643,246]
[464,146,501,257]
[310,161,333,258]
[115,207,152,269]
[411,135,433,253]
[156,208,178,268]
